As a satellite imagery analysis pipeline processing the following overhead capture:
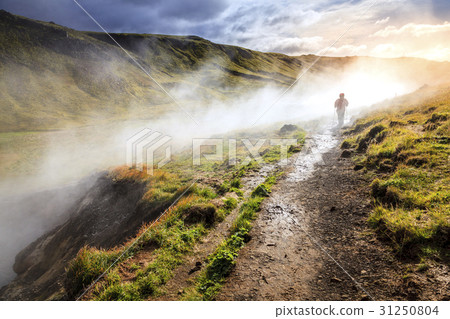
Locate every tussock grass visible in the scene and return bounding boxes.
[183,174,279,301]
[343,85,450,258]
[67,189,226,300]
[65,247,122,299]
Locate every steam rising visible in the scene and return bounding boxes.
[0,55,443,288]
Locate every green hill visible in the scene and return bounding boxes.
[1,9,450,132]
[0,9,304,132]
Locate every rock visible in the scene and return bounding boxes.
[279,124,298,134]
[331,277,342,283]
[360,294,371,301]
[183,204,217,227]
[1,172,149,301]
[188,261,203,275]
[341,150,352,158]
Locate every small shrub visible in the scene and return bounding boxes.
[206,248,238,281]
[218,181,230,195]
[371,179,386,198]
[223,197,238,211]
[251,184,271,197]
[406,156,428,167]
[195,186,217,199]
[368,124,387,139]
[357,136,370,152]
[341,140,352,149]
[389,120,407,127]
[423,123,437,131]
[426,112,448,123]
[231,188,244,197]
[66,247,121,298]
[230,178,241,189]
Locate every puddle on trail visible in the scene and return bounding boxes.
[262,202,301,239]
[287,129,339,182]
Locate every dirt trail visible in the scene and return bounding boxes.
[217,127,446,301]
[153,164,279,300]
[153,126,448,301]
[217,129,345,300]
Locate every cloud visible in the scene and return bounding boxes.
[367,18,450,60]
[327,44,368,55]
[0,0,230,34]
[373,21,450,37]
[0,0,448,61]
[410,45,450,62]
[371,43,397,56]
[431,0,450,21]
[375,17,390,24]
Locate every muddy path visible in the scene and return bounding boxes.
[217,129,345,300]
[217,128,448,301]
[152,163,279,300]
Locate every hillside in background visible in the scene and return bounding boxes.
[1,9,450,132]
[0,9,302,132]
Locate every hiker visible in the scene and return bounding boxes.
[334,93,348,127]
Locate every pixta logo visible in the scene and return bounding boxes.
[192,138,297,166]
[126,128,172,175]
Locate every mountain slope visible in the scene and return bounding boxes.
[2,9,450,132]
[0,10,303,132]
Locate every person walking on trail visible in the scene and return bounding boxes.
[334,93,348,127]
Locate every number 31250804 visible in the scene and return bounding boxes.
[379,305,439,316]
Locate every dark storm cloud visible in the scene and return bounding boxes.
[431,0,450,21]
[0,0,448,60]
[0,0,229,34]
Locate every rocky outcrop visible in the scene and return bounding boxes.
[0,172,159,300]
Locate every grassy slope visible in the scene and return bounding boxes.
[0,10,304,182]
[0,10,303,132]
[66,128,305,300]
[0,11,161,131]
[342,84,449,261]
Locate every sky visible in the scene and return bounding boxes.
[1,0,449,61]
